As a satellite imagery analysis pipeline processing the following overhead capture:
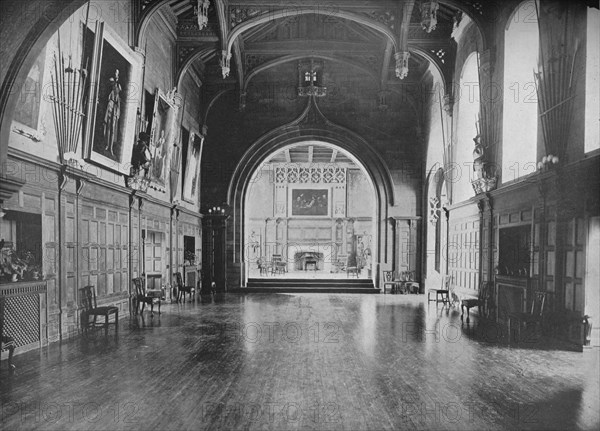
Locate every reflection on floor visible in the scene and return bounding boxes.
[1,294,598,431]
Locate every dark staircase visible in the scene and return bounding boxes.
[237,278,380,294]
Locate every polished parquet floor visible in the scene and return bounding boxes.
[1,293,599,431]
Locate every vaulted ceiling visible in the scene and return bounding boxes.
[143,0,475,128]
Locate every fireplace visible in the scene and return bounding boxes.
[495,276,530,323]
[294,252,324,271]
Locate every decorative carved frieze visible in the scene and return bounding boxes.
[220,50,231,78]
[431,48,446,64]
[274,165,346,184]
[395,51,410,79]
[365,10,397,30]
[297,86,327,97]
[177,45,198,69]
[229,8,262,28]
[177,20,219,39]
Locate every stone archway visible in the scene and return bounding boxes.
[243,141,378,284]
[227,97,395,289]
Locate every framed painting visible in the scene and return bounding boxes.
[12,46,46,141]
[83,21,143,174]
[146,89,179,191]
[182,132,203,204]
[290,188,330,217]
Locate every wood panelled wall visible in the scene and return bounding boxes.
[2,151,202,341]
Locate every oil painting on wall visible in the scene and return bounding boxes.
[291,189,329,216]
[146,89,178,191]
[83,22,141,174]
[182,133,203,203]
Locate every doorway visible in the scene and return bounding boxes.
[243,142,377,283]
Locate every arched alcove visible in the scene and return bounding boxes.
[243,141,377,285]
[227,98,395,289]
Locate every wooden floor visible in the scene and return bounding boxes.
[1,293,599,431]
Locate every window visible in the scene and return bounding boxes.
[585,6,600,153]
[502,1,539,182]
[454,52,479,203]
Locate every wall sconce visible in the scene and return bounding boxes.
[537,154,560,171]
[207,206,228,215]
[420,1,439,33]
[194,0,210,30]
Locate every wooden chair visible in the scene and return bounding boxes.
[271,254,287,275]
[79,285,119,336]
[508,291,549,342]
[382,270,398,294]
[398,271,420,294]
[132,277,161,316]
[0,299,16,373]
[334,254,347,273]
[428,275,451,304]
[461,281,493,323]
[257,258,269,276]
[346,254,359,278]
[173,272,195,303]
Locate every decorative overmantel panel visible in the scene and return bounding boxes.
[274,164,346,184]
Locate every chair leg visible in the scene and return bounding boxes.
[115,310,119,332]
[8,345,15,373]
[105,315,109,336]
[158,300,161,314]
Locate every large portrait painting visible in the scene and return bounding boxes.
[182,133,203,203]
[291,189,329,216]
[14,47,46,130]
[146,89,179,191]
[83,21,142,174]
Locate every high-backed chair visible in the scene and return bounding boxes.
[173,272,195,303]
[271,254,287,275]
[334,254,347,273]
[257,258,269,276]
[428,275,451,304]
[132,277,161,316]
[382,270,398,294]
[461,281,493,323]
[508,291,549,342]
[346,254,359,278]
[0,298,16,373]
[79,285,119,336]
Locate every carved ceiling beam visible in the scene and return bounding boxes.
[395,0,415,80]
[285,149,291,163]
[244,40,381,54]
[330,149,338,164]
[380,40,393,90]
[222,8,398,78]
[233,39,244,88]
[214,0,228,47]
